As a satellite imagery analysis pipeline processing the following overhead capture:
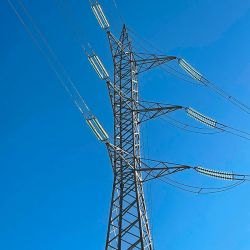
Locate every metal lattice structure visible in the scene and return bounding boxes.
[84,1,249,249]
[85,20,179,249]
[7,1,250,249]
[103,25,183,249]
[105,26,153,250]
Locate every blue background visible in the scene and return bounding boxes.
[1,0,250,249]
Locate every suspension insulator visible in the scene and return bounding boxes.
[186,108,217,128]
[88,54,109,80]
[195,166,236,180]
[86,117,109,141]
[178,58,203,81]
[91,2,110,29]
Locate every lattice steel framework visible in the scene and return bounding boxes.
[85,2,249,250]
[7,1,249,250]
[102,25,193,250]
[105,26,153,250]
[85,21,182,250]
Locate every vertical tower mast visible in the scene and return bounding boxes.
[105,26,153,250]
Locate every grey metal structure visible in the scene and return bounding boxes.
[86,1,249,249]
[7,1,249,249]
[104,25,186,249]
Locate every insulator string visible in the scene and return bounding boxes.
[140,157,249,193]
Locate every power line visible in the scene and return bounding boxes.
[7,0,91,119]
[129,27,250,114]
[140,100,250,140]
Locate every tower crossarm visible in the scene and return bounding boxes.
[106,84,182,123]
[106,144,189,182]
[106,144,249,184]
[133,53,177,74]
[138,167,190,182]
[136,100,182,123]
[107,31,176,74]
[137,158,249,183]
[137,158,191,182]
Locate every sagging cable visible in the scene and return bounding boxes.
[7,0,109,144]
[178,58,250,114]
[185,107,250,140]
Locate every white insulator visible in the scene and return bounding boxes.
[195,167,234,180]
[88,55,109,79]
[91,2,110,29]
[178,58,203,81]
[95,55,109,78]
[186,108,217,128]
[86,117,109,141]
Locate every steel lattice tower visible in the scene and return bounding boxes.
[6,1,249,249]
[84,2,249,249]
[101,26,180,249]
[105,26,153,249]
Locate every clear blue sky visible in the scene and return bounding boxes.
[1,0,250,249]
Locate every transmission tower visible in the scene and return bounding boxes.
[4,0,250,250]
[84,1,249,249]
[6,0,250,249]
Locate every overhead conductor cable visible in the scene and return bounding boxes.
[8,0,109,143]
[178,58,250,114]
[185,107,250,140]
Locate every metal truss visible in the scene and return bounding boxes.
[9,1,249,249]
[133,53,176,74]
[105,26,153,250]
[136,101,182,124]
[84,4,250,247]
[84,3,250,249]
[102,21,196,249]
[107,144,191,183]
[103,24,185,249]
[86,5,250,248]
